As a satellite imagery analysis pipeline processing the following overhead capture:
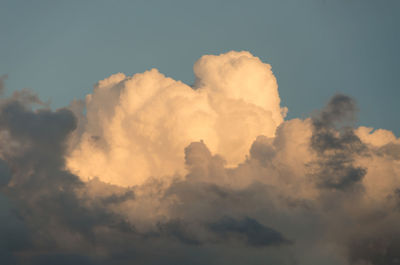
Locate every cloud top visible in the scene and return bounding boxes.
[67,51,286,186]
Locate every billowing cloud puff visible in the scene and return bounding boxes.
[66,51,286,186]
[0,51,399,265]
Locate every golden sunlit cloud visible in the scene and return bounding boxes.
[67,51,287,186]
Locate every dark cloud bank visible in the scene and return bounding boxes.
[0,84,399,265]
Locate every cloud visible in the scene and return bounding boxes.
[0,75,7,96]
[208,216,291,247]
[66,51,287,186]
[310,94,367,190]
[0,51,399,265]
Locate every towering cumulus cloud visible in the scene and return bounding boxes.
[66,51,286,186]
[0,51,399,265]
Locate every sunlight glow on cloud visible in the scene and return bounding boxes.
[0,51,399,265]
[66,51,287,186]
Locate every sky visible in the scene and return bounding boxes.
[1,0,399,135]
[1,1,400,265]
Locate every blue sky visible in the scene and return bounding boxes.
[1,0,399,135]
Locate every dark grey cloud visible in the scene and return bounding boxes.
[345,207,400,265]
[0,75,7,96]
[0,159,11,187]
[208,216,291,247]
[349,233,400,265]
[312,94,357,131]
[28,253,98,265]
[154,219,202,246]
[0,94,137,264]
[310,94,367,191]
[0,194,30,265]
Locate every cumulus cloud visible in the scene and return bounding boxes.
[0,51,399,265]
[66,51,287,186]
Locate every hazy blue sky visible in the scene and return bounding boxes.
[1,0,399,134]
